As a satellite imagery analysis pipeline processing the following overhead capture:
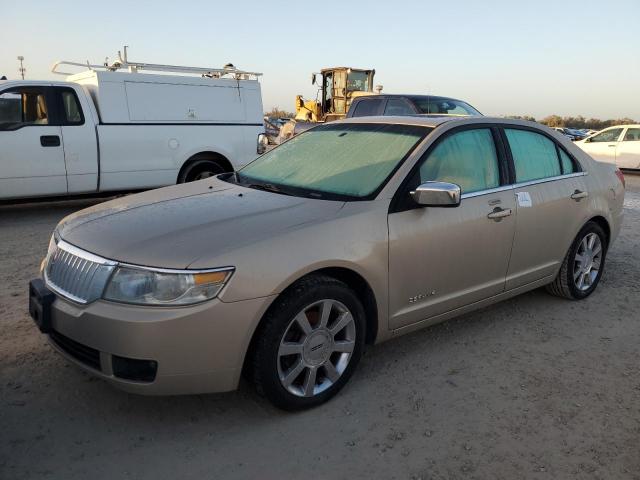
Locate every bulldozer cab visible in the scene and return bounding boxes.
[316,67,375,122]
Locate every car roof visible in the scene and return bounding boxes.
[355,93,468,102]
[338,115,541,129]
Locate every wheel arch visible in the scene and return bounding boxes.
[586,215,611,246]
[241,266,379,378]
[177,151,233,183]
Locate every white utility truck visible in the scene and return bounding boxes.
[0,50,265,200]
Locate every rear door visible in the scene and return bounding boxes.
[503,127,589,289]
[53,86,99,193]
[388,126,516,329]
[0,86,67,199]
[616,127,640,169]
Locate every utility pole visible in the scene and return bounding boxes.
[17,56,25,79]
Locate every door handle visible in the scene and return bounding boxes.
[570,190,589,201]
[487,207,512,221]
[40,135,61,147]
[608,144,616,148]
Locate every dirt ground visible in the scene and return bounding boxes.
[1,174,639,480]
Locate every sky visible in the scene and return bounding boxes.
[2,0,639,119]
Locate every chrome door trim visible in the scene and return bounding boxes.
[460,172,588,200]
[461,184,514,199]
[513,172,587,189]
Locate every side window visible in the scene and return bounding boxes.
[350,98,384,117]
[559,148,577,174]
[590,128,623,143]
[0,92,22,127]
[623,128,640,141]
[59,89,84,125]
[0,88,49,129]
[418,128,500,194]
[505,129,561,182]
[384,98,415,116]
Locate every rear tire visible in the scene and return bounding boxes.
[252,275,366,411]
[546,221,607,300]
[179,160,224,183]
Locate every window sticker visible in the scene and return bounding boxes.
[516,191,532,207]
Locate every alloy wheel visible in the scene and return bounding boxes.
[573,232,603,291]
[277,299,356,398]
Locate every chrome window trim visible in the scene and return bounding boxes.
[461,185,514,199]
[513,171,587,189]
[459,172,587,199]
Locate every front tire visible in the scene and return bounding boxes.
[252,275,366,411]
[546,221,607,300]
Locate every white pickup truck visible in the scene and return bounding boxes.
[0,56,265,200]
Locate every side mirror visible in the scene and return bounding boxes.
[311,73,317,85]
[410,181,461,207]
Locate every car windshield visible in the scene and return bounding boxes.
[412,97,481,116]
[236,123,429,200]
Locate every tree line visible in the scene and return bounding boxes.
[506,115,637,130]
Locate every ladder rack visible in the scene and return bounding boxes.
[51,46,262,80]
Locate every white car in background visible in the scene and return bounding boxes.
[576,125,640,169]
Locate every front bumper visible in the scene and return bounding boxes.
[30,279,275,395]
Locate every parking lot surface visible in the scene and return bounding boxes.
[2,175,640,479]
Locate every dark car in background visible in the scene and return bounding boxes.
[346,94,482,118]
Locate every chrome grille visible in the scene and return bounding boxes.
[44,240,116,304]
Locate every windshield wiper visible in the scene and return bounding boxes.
[245,182,293,196]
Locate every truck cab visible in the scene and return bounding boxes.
[0,80,99,199]
[0,53,265,201]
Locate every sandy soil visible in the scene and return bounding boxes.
[1,175,640,480]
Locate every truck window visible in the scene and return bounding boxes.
[351,98,384,117]
[0,89,49,129]
[59,89,84,125]
[384,98,415,116]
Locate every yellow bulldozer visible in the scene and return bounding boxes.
[278,67,379,142]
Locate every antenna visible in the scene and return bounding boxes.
[17,56,26,79]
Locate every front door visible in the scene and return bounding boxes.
[582,127,624,164]
[0,87,67,199]
[388,127,516,329]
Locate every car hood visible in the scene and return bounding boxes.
[58,178,345,269]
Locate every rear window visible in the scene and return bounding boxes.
[384,98,415,116]
[413,97,481,116]
[350,98,384,117]
[61,90,83,124]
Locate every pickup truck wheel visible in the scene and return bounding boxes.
[252,275,366,411]
[179,160,224,183]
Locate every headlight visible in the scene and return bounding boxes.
[103,266,234,306]
[41,232,58,273]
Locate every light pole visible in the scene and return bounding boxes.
[17,56,25,80]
